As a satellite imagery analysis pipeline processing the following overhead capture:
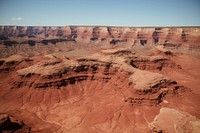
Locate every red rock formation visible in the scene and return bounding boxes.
[0,114,30,133]
[0,26,200,133]
[0,26,200,58]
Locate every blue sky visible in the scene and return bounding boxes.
[0,0,200,26]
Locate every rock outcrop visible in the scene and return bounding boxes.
[0,48,188,107]
[149,108,200,133]
[0,114,30,133]
[129,55,182,70]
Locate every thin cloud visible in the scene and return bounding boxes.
[11,17,23,21]
[17,17,22,21]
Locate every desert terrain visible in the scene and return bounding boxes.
[0,26,200,133]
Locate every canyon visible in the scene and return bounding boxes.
[0,26,200,133]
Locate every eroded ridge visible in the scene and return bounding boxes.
[0,48,188,107]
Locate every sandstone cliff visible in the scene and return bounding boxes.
[0,26,200,57]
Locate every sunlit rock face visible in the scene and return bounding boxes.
[0,26,200,58]
[0,26,200,45]
[0,26,200,133]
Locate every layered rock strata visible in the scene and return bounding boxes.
[0,26,200,57]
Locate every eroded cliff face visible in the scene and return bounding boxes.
[0,26,200,52]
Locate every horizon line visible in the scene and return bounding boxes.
[1,24,200,28]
